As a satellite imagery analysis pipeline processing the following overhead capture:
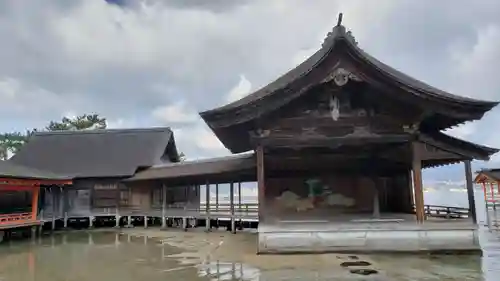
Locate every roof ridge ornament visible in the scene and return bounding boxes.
[322,13,358,48]
[337,13,343,26]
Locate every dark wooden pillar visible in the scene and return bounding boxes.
[256,146,265,222]
[161,183,167,228]
[408,170,414,208]
[464,160,477,224]
[229,182,235,233]
[412,142,425,223]
[205,181,210,230]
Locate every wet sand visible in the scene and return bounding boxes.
[0,227,492,281]
[120,227,485,280]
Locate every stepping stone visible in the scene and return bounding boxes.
[349,268,378,276]
[340,261,371,267]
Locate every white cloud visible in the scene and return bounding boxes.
[444,122,477,139]
[450,24,500,100]
[1,0,500,181]
[107,118,139,129]
[226,74,252,103]
[0,77,20,100]
[151,101,198,124]
[0,76,85,117]
[172,123,229,159]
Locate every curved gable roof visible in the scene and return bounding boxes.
[201,16,498,131]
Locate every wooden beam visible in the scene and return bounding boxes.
[464,160,477,224]
[0,185,36,191]
[0,178,72,186]
[265,156,407,174]
[256,146,265,221]
[412,142,425,223]
[255,134,410,149]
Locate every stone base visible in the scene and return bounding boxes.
[258,220,480,254]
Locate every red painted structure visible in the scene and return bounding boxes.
[0,177,72,229]
[474,170,500,204]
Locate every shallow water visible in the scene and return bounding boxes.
[0,188,498,281]
[0,230,498,281]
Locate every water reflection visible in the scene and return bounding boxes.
[0,230,498,281]
[198,261,260,281]
[0,232,200,281]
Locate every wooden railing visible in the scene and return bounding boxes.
[413,204,470,219]
[61,203,470,221]
[0,212,35,225]
[200,203,259,214]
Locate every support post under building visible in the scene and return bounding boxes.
[464,160,477,224]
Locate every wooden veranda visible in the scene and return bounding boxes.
[124,154,258,232]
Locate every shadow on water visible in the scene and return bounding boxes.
[0,229,498,281]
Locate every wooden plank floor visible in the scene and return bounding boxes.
[260,213,476,232]
[0,220,41,230]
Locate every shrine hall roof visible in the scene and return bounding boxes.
[200,14,498,153]
[0,160,71,181]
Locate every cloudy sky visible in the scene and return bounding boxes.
[1,0,499,181]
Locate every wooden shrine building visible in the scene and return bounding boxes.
[0,160,71,239]
[199,14,499,253]
[9,128,181,228]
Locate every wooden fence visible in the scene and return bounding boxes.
[201,203,470,220]
[412,204,470,219]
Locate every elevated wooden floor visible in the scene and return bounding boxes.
[0,221,41,230]
[0,212,40,230]
[258,213,479,254]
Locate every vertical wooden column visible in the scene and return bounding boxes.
[492,182,498,202]
[31,185,40,221]
[256,146,265,222]
[205,181,211,230]
[215,184,219,211]
[483,182,491,228]
[161,184,167,229]
[230,182,235,233]
[408,170,414,207]
[482,182,486,200]
[411,142,425,223]
[58,186,64,219]
[464,160,477,224]
[238,182,242,227]
[372,179,380,219]
[238,182,242,213]
[115,184,121,228]
[51,187,56,231]
[61,186,68,228]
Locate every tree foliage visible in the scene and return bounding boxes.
[0,114,187,162]
[0,114,107,160]
[45,114,106,131]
